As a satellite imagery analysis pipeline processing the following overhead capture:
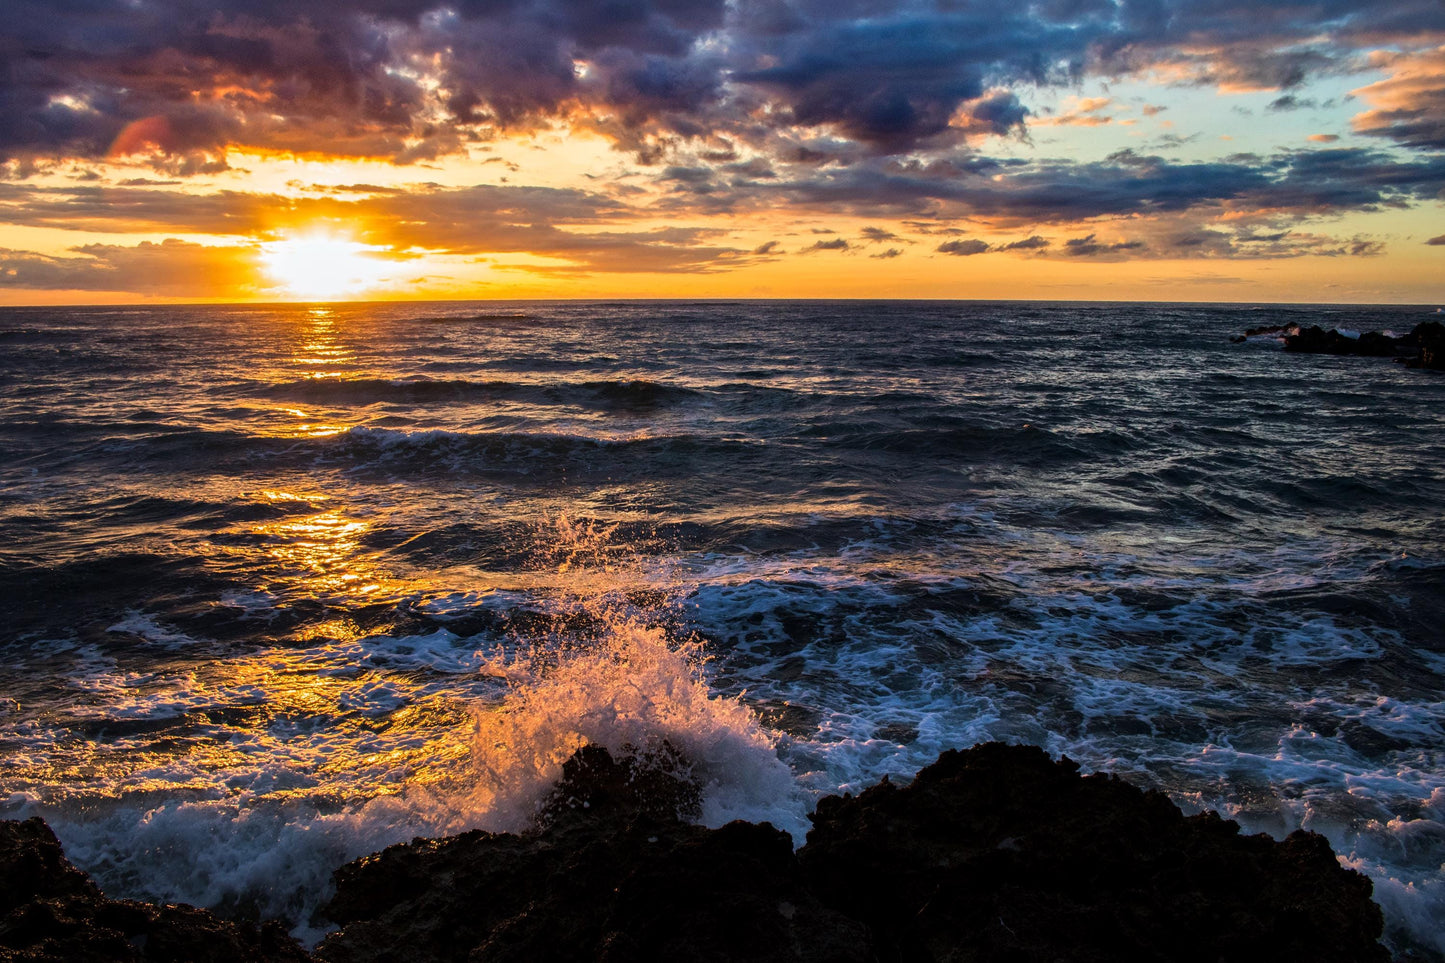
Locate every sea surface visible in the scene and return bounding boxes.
[1,300,1442,955]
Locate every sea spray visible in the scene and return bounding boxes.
[457,516,801,835]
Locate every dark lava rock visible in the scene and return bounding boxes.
[1235,322,1299,341]
[0,817,308,963]
[5,745,1392,963]
[315,745,872,963]
[1266,319,1443,369]
[1402,320,1445,369]
[799,742,1388,963]
[1283,324,1385,355]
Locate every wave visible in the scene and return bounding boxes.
[416,313,537,323]
[800,420,1129,464]
[252,376,705,410]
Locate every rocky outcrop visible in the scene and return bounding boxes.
[1402,320,1445,369]
[0,817,308,963]
[799,742,1387,963]
[3,744,1392,963]
[1253,319,1445,369]
[315,743,1388,963]
[315,745,872,963]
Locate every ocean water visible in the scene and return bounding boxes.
[1,300,1442,954]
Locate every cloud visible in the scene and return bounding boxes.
[1064,233,1146,257]
[1269,95,1317,111]
[8,0,1439,168]
[859,226,905,244]
[1002,235,1050,251]
[1033,96,1113,127]
[1350,46,1445,150]
[1427,234,1445,245]
[802,237,850,253]
[937,238,990,255]
[0,239,263,293]
[870,247,903,258]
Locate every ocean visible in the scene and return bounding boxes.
[1,300,1442,955]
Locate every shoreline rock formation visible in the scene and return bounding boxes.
[1232,319,1445,370]
[2,744,1391,963]
[0,816,307,963]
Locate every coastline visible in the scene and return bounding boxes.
[3,743,1392,963]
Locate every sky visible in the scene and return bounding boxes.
[0,0,1442,304]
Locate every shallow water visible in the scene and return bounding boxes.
[1,301,1442,953]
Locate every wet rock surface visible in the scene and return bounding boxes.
[0,817,308,963]
[315,744,872,963]
[4,744,1391,963]
[799,742,1388,963]
[1237,319,1445,369]
[316,743,1387,963]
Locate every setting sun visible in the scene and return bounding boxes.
[260,234,389,300]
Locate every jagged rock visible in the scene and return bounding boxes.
[315,746,871,963]
[0,817,308,963]
[5,745,1392,963]
[1284,325,1378,355]
[798,742,1388,963]
[1257,319,1442,369]
[1356,330,1405,356]
[1402,320,1445,369]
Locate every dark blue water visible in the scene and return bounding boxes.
[1,301,1442,954]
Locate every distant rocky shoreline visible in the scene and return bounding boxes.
[2,743,1390,963]
[1233,319,1445,370]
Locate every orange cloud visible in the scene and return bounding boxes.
[1350,46,1445,149]
[108,117,178,157]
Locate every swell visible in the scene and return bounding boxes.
[249,376,706,410]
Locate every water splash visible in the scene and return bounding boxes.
[453,516,800,835]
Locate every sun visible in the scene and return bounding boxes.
[260,233,389,300]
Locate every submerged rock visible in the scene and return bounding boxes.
[0,817,308,963]
[3,744,1391,963]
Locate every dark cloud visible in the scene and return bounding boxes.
[1428,234,1445,245]
[5,0,1440,166]
[1269,95,1317,111]
[728,146,1445,226]
[869,247,903,258]
[1065,233,1146,256]
[1002,235,1050,250]
[937,238,990,255]
[859,226,904,244]
[802,237,849,252]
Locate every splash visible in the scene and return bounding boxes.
[451,516,800,835]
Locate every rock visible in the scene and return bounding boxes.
[5,745,1392,963]
[1356,330,1405,356]
[0,817,309,963]
[1241,323,1299,338]
[1283,325,1376,355]
[1252,318,1442,370]
[1402,320,1445,369]
[315,746,872,963]
[798,742,1388,963]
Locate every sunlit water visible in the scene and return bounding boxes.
[1,301,1442,954]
